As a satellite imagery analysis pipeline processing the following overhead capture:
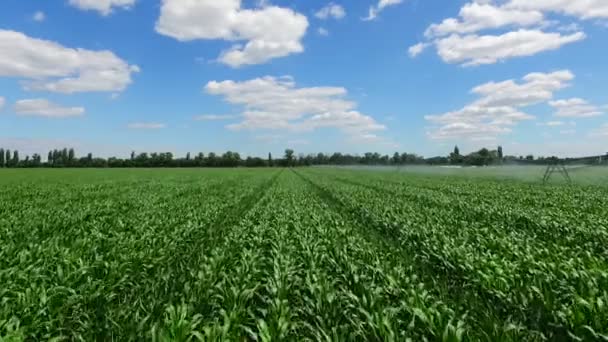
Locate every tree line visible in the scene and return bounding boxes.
[0,148,428,168]
[0,146,605,169]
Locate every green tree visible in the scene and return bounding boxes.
[392,152,400,165]
[12,150,19,166]
[207,152,217,167]
[5,149,11,167]
[450,146,463,164]
[62,148,68,164]
[498,146,504,160]
[284,149,295,167]
[68,148,75,166]
[196,152,204,166]
[268,153,273,167]
[0,148,4,167]
[32,154,41,167]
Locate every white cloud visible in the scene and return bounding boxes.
[14,99,85,118]
[204,76,385,140]
[549,98,604,117]
[408,42,429,57]
[127,122,166,129]
[413,0,599,65]
[471,70,574,107]
[427,121,512,141]
[155,0,308,67]
[425,70,573,140]
[68,0,136,16]
[506,0,608,20]
[318,27,329,36]
[33,11,46,22]
[425,2,545,38]
[0,97,5,110]
[435,30,585,66]
[193,114,238,121]
[316,3,345,20]
[0,30,139,93]
[364,0,403,21]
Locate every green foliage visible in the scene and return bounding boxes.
[1,168,607,340]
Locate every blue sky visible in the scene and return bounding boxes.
[1,0,607,158]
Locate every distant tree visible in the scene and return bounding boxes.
[12,150,19,166]
[525,155,535,161]
[61,148,68,164]
[221,151,240,167]
[32,154,41,167]
[186,152,191,161]
[5,150,11,167]
[426,156,449,165]
[87,153,93,163]
[195,152,205,166]
[131,151,135,161]
[450,146,463,164]
[0,148,4,167]
[497,146,503,160]
[268,153,273,167]
[68,148,76,166]
[284,149,295,167]
[207,152,217,167]
[392,152,400,165]
[246,157,266,167]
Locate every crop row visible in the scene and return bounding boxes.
[299,168,608,340]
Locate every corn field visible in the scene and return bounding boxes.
[1,168,607,341]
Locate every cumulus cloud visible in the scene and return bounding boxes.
[549,98,604,117]
[0,30,139,94]
[506,0,608,20]
[364,0,403,21]
[316,3,345,20]
[33,11,46,22]
[204,76,385,140]
[426,70,574,140]
[435,30,585,66]
[408,43,429,57]
[425,2,545,38]
[411,0,593,65]
[68,0,136,16]
[471,70,574,107]
[14,99,85,118]
[127,122,166,129]
[155,0,308,67]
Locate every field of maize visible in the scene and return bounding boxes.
[1,168,607,341]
